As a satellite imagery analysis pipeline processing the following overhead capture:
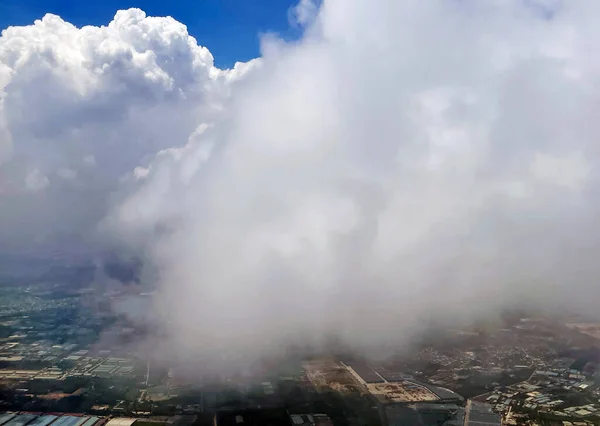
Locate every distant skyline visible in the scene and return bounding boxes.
[0,0,301,68]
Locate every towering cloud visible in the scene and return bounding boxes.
[3,0,600,369]
[0,9,255,250]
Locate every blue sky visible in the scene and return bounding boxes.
[0,0,301,68]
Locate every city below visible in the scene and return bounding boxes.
[1,268,600,426]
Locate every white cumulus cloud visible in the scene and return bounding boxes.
[2,0,600,372]
[104,0,600,370]
[0,8,256,250]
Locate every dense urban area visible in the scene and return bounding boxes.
[2,260,600,426]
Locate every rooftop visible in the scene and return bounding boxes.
[104,419,137,426]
